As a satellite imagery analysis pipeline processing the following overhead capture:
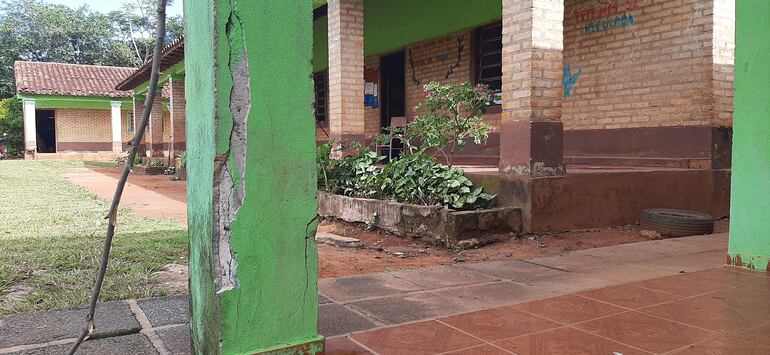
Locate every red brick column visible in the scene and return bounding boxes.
[499,0,565,177]
[147,95,165,158]
[132,95,147,157]
[169,77,186,160]
[327,0,366,146]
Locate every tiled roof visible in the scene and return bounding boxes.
[14,61,135,98]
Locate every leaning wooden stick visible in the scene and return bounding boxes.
[68,1,167,353]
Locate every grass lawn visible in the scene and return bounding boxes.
[0,160,187,314]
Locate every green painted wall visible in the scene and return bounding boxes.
[185,0,322,354]
[312,16,328,72]
[183,0,219,353]
[364,0,501,55]
[728,0,770,272]
[134,61,186,95]
[312,0,502,72]
[17,94,131,110]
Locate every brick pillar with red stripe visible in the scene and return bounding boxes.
[499,0,565,178]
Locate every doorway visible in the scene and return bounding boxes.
[35,110,56,153]
[379,51,406,159]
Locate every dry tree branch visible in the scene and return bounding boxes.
[67,0,167,353]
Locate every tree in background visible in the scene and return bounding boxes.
[109,0,183,64]
[0,0,132,97]
[0,0,183,98]
[0,97,22,156]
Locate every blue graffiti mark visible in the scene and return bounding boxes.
[563,66,581,98]
[584,13,636,34]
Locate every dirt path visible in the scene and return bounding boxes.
[62,165,188,225]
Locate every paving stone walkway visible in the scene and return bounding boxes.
[0,233,744,354]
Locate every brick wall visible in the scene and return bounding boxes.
[54,108,112,151]
[327,0,365,136]
[169,79,186,156]
[711,0,734,127]
[562,0,731,130]
[403,30,502,124]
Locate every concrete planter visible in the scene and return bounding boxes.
[120,162,167,175]
[133,165,167,175]
[317,192,522,248]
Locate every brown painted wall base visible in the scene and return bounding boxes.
[564,126,732,169]
[468,169,731,232]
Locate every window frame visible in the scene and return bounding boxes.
[473,21,503,113]
[313,70,329,124]
[126,112,135,133]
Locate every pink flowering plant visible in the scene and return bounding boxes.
[409,81,494,167]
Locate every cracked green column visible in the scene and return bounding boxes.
[184,1,323,354]
[728,0,770,272]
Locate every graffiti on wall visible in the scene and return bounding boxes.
[570,0,639,35]
[563,66,581,97]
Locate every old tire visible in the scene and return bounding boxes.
[640,208,714,237]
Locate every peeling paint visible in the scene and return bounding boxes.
[214,163,240,293]
[532,162,565,177]
[502,164,530,176]
[212,8,251,295]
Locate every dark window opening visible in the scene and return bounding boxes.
[475,22,503,105]
[314,71,328,123]
[127,112,135,133]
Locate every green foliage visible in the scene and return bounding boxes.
[108,0,184,64]
[387,81,494,166]
[0,0,183,98]
[0,98,22,156]
[318,144,384,198]
[133,154,142,165]
[317,143,495,210]
[380,153,495,209]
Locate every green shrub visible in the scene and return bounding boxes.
[380,153,494,209]
[0,98,23,156]
[317,143,495,210]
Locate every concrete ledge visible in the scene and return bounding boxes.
[118,162,167,175]
[317,192,522,248]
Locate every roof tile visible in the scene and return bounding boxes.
[14,61,135,98]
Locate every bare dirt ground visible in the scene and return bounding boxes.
[316,218,729,278]
[64,163,729,282]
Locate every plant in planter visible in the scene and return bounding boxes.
[316,145,495,210]
[379,153,495,209]
[317,82,498,211]
[317,142,383,198]
[405,81,494,167]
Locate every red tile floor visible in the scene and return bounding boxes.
[326,267,770,354]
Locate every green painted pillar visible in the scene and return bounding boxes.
[727,0,770,272]
[183,1,323,354]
